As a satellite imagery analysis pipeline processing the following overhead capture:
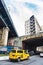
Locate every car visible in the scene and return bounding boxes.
[28,51,35,56]
[9,50,30,61]
[40,52,43,57]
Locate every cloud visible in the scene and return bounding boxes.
[4,0,43,36]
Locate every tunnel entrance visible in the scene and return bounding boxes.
[22,37,43,52]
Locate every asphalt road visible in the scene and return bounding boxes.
[0,55,43,65]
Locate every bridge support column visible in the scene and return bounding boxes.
[2,27,9,46]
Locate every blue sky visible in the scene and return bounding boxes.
[24,2,37,10]
[4,0,43,36]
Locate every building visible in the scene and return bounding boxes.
[25,15,41,35]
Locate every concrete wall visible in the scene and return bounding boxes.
[8,37,22,50]
[8,38,14,46]
[14,37,22,48]
[36,46,43,52]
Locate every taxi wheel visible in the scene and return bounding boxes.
[9,59,12,62]
[18,58,20,62]
[27,56,29,60]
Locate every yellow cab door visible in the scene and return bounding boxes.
[23,50,28,59]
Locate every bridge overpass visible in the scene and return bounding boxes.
[0,0,18,46]
[15,32,43,52]
[0,0,18,38]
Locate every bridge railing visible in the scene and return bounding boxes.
[20,32,43,41]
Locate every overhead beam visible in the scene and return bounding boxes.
[0,15,7,27]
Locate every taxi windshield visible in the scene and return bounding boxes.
[11,50,16,53]
[17,50,23,53]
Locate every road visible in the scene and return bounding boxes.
[0,55,43,65]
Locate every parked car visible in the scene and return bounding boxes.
[40,52,43,57]
[9,50,30,61]
[29,51,35,56]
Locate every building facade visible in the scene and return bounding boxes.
[25,15,41,35]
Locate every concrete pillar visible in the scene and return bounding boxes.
[2,27,9,46]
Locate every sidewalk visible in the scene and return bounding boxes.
[0,56,9,60]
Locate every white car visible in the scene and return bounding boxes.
[40,53,43,57]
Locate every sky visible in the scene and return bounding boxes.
[4,0,43,36]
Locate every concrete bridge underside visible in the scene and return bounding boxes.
[0,0,18,38]
[22,37,43,52]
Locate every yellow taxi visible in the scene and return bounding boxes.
[9,50,30,61]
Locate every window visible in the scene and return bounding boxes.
[12,50,16,53]
[17,50,23,53]
[27,32,28,34]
